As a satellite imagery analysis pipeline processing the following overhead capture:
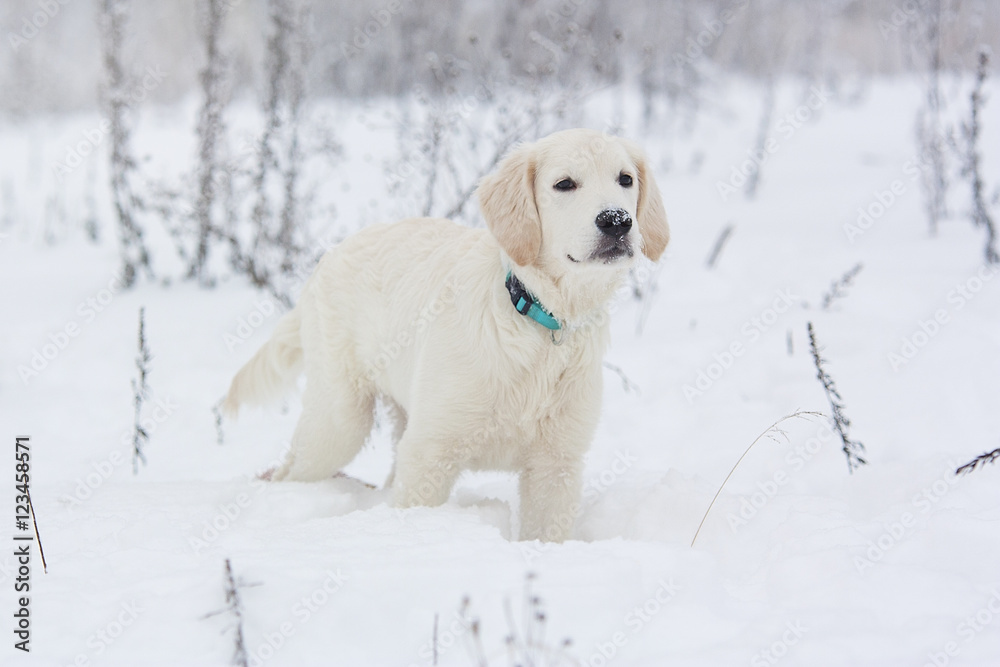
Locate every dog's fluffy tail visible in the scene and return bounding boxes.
[222,308,303,417]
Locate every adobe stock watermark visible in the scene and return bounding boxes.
[224,297,279,352]
[843,153,933,243]
[188,455,285,556]
[750,620,808,667]
[6,0,72,52]
[245,569,350,667]
[17,270,126,384]
[59,450,129,510]
[52,65,168,181]
[364,274,465,380]
[541,0,587,32]
[671,0,751,70]
[385,75,499,194]
[727,419,836,533]
[682,288,799,403]
[716,86,830,202]
[222,225,346,353]
[922,588,1000,667]
[582,579,681,667]
[878,0,927,40]
[409,609,472,667]
[59,394,179,510]
[887,263,998,371]
[529,0,592,67]
[854,463,961,575]
[519,448,638,564]
[65,600,144,667]
[339,0,412,60]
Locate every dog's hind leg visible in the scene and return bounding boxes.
[270,296,374,482]
[271,366,374,481]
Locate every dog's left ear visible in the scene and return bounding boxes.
[477,142,542,267]
[623,141,669,262]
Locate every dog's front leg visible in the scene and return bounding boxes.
[391,435,463,508]
[518,452,584,542]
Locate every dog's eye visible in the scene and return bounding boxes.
[554,178,577,191]
[618,172,634,188]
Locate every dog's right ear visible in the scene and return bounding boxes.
[621,140,669,262]
[477,143,542,267]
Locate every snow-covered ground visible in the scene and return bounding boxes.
[2,77,999,666]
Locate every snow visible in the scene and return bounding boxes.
[2,76,1000,666]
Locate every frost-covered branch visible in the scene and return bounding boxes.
[912,0,949,235]
[204,559,252,667]
[957,48,998,264]
[808,322,867,473]
[131,307,152,474]
[100,0,153,286]
[706,224,734,270]
[955,447,1000,476]
[188,0,229,284]
[454,573,575,667]
[821,263,864,310]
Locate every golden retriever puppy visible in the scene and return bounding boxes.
[224,128,669,541]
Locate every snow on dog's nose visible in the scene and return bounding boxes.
[595,207,632,239]
[592,207,635,263]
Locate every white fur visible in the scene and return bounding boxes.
[223,128,669,541]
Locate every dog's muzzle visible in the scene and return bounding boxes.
[591,208,634,262]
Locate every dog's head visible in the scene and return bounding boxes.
[477,129,669,271]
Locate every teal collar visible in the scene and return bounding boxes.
[505,272,561,331]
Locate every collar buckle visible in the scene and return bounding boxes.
[505,272,562,332]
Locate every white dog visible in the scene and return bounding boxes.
[223,128,668,541]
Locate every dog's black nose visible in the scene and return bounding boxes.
[595,208,632,239]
